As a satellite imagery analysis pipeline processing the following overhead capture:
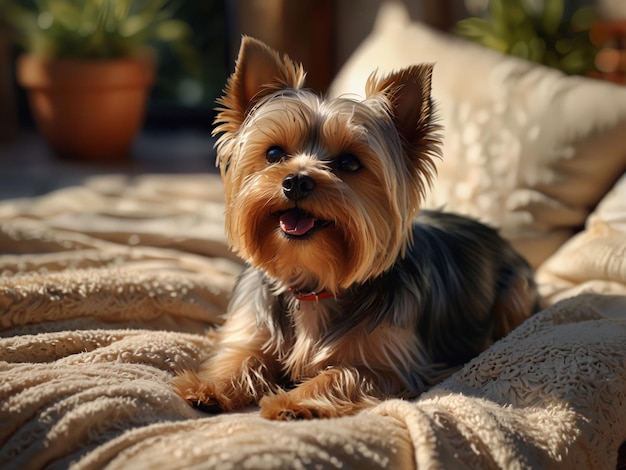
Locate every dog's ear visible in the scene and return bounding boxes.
[219,36,306,121]
[366,64,434,146]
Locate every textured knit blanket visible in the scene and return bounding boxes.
[1,174,626,469]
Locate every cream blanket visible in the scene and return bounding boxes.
[1,174,626,469]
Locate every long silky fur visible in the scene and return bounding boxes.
[228,210,537,399]
[172,37,538,420]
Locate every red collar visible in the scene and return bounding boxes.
[289,287,343,301]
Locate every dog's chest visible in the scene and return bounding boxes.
[275,298,422,387]
[278,300,336,379]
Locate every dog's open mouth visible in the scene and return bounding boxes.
[278,208,329,237]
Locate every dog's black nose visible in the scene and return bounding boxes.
[282,174,315,201]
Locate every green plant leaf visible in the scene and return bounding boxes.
[456,0,600,76]
[541,0,564,37]
[119,13,153,37]
[47,1,81,22]
[154,19,191,42]
[527,36,546,62]
[457,18,510,53]
[456,18,495,39]
[112,0,133,22]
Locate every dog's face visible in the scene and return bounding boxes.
[214,37,440,293]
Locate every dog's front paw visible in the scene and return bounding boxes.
[172,370,233,414]
[259,391,336,420]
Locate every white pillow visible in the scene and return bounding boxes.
[330,2,626,267]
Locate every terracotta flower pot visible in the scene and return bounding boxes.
[16,53,156,161]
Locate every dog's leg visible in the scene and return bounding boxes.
[259,367,385,420]
[172,306,277,413]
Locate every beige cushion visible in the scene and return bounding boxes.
[330,2,626,267]
[537,173,626,305]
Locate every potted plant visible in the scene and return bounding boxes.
[2,0,194,160]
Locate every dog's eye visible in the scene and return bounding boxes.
[266,146,286,164]
[335,154,362,173]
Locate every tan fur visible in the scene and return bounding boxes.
[214,41,438,292]
[172,37,536,421]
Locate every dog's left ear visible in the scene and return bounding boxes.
[219,37,306,123]
[366,64,434,146]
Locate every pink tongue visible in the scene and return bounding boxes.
[279,210,315,236]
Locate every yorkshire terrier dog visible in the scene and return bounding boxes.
[173,37,538,420]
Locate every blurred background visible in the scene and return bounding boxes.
[0,0,624,199]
